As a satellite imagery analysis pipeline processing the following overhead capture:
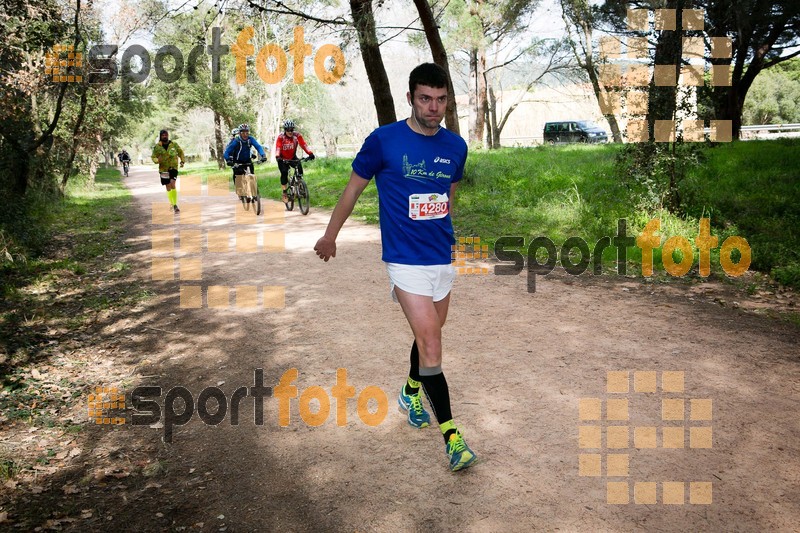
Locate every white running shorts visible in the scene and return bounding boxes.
[385,263,456,303]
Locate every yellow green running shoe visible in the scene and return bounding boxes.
[446,430,477,472]
[398,387,430,428]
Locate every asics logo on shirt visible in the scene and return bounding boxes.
[434,156,451,164]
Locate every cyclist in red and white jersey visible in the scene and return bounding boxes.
[275,119,315,203]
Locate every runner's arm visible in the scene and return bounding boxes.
[314,171,370,261]
[449,181,459,215]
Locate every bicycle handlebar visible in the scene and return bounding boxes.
[279,157,313,166]
[230,159,265,168]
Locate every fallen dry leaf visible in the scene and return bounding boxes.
[62,484,80,494]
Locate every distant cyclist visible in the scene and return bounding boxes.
[230,127,239,140]
[223,124,267,181]
[118,149,131,176]
[275,119,315,203]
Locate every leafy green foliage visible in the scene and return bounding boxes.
[680,139,800,283]
[743,59,800,125]
[614,142,705,212]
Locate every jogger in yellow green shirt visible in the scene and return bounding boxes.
[151,129,186,213]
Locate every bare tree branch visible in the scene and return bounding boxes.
[244,0,349,25]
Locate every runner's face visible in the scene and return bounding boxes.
[160,133,168,142]
[409,85,447,129]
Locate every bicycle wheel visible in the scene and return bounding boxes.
[297,177,310,215]
[285,179,295,211]
[246,174,261,215]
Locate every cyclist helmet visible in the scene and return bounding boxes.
[238,123,250,132]
[283,119,295,131]
[231,127,239,136]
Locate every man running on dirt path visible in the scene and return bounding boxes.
[314,63,476,472]
[151,129,185,213]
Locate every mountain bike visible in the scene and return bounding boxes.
[283,157,311,215]
[231,161,262,216]
[121,160,130,176]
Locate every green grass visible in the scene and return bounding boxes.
[183,158,381,223]
[1,168,144,374]
[680,139,800,286]
[177,140,800,288]
[457,144,624,244]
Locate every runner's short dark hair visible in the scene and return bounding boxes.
[409,63,449,98]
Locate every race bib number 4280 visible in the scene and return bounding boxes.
[409,193,449,220]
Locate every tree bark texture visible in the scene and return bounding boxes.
[468,47,488,146]
[412,0,460,134]
[61,86,89,191]
[213,111,225,169]
[349,0,396,126]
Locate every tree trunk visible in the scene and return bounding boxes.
[89,138,100,185]
[321,130,338,158]
[468,47,487,146]
[15,153,30,196]
[412,0,460,134]
[485,107,493,148]
[561,0,623,143]
[61,86,89,190]
[349,0,396,126]
[213,111,225,169]
[585,61,623,143]
[88,155,97,185]
[647,0,683,138]
[486,86,500,150]
[713,45,765,140]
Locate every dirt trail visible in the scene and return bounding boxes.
[4,165,800,532]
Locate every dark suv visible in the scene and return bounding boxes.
[543,121,608,145]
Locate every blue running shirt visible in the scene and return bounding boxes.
[352,120,468,265]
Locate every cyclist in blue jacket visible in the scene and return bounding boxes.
[223,124,267,180]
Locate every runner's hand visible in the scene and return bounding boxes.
[180,161,185,168]
[314,236,336,262]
